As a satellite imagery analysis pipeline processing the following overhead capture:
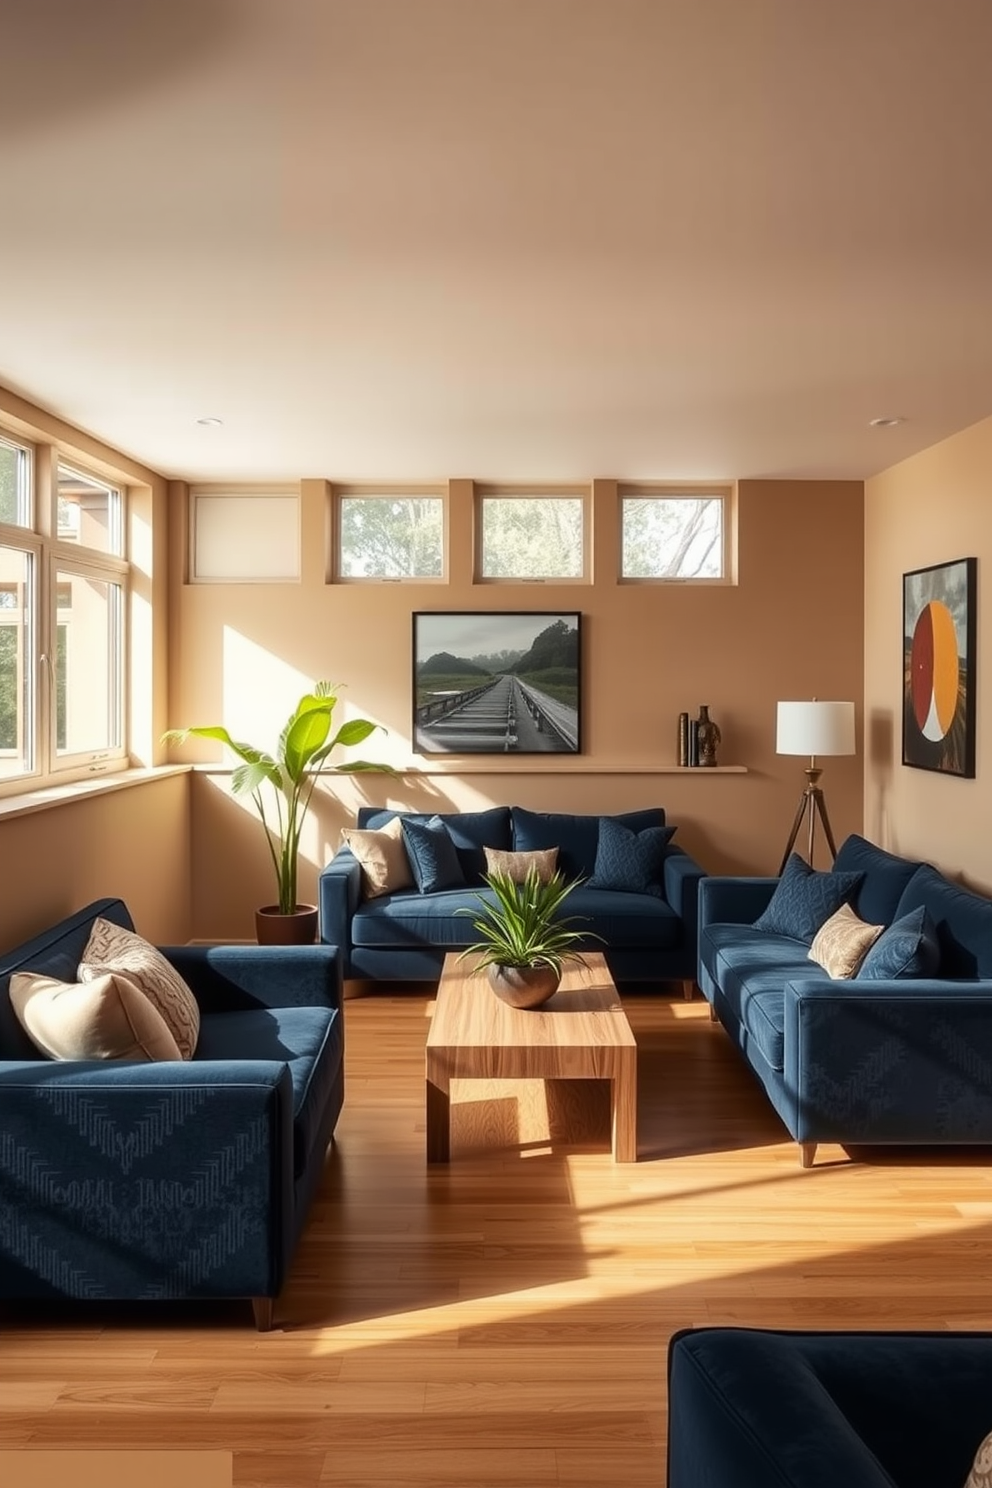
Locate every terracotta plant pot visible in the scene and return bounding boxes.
[255,904,319,946]
[488,963,561,1010]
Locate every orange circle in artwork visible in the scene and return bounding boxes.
[911,600,958,741]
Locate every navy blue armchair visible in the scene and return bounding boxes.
[0,899,344,1329]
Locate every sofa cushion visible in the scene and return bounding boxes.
[341,816,414,899]
[9,971,183,1062]
[196,1005,342,1179]
[832,834,923,926]
[587,817,675,898]
[700,924,827,1071]
[511,806,666,880]
[856,905,941,981]
[352,884,682,952]
[895,865,992,979]
[483,846,559,884]
[79,918,200,1059]
[359,806,511,883]
[808,904,884,979]
[753,854,863,945]
[401,815,466,893]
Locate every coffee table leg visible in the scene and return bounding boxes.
[426,1063,451,1164]
[611,1047,637,1163]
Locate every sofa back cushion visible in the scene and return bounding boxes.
[895,864,992,978]
[832,834,923,926]
[753,853,863,945]
[357,806,512,883]
[511,807,666,881]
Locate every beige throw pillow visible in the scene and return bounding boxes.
[808,902,884,979]
[341,815,414,898]
[78,918,199,1059]
[9,971,183,1062]
[484,846,559,884]
[965,1430,992,1488]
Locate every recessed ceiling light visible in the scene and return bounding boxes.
[196,416,224,427]
[869,415,906,428]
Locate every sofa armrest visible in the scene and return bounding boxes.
[0,1059,296,1298]
[663,850,706,950]
[160,944,342,1014]
[668,1328,894,1488]
[699,875,778,928]
[783,977,992,1145]
[318,847,362,959]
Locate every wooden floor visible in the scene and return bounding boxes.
[4,989,992,1487]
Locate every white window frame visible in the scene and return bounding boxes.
[189,486,301,583]
[0,431,129,796]
[618,483,734,584]
[332,485,447,583]
[474,485,590,584]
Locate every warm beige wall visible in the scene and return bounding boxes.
[169,477,865,939]
[0,775,190,949]
[865,415,992,892]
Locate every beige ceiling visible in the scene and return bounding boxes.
[2,0,992,484]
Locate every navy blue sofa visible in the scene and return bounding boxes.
[698,834,992,1165]
[668,1327,992,1488]
[0,898,344,1329]
[319,805,706,988]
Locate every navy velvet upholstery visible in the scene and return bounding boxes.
[753,853,863,944]
[400,814,466,893]
[856,905,940,981]
[320,806,703,984]
[668,1327,992,1488]
[587,817,675,897]
[0,900,344,1322]
[698,836,992,1157]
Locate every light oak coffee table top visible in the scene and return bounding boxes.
[425,951,637,1163]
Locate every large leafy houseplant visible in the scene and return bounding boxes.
[164,682,391,920]
[458,866,599,1008]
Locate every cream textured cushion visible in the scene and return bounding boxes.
[965,1430,992,1488]
[808,903,884,979]
[78,919,199,1059]
[484,846,559,884]
[341,815,415,898]
[9,971,183,1062]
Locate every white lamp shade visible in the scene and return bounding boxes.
[776,700,855,757]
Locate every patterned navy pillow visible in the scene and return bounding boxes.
[400,815,466,894]
[754,853,864,945]
[856,905,940,980]
[587,817,676,898]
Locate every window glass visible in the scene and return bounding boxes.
[338,495,444,578]
[620,494,725,579]
[55,567,122,756]
[0,437,32,529]
[57,462,123,556]
[0,548,33,776]
[479,495,584,579]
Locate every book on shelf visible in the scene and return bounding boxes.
[678,712,689,767]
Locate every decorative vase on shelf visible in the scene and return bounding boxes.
[697,705,722,767]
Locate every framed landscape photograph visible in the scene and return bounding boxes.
[902,556,977,777]
[413,611,581,755]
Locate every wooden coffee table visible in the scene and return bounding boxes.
[426,951,637,1163]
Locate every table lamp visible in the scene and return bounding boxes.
[776,700,855,873]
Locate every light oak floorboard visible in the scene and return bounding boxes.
[3,991,992,1485]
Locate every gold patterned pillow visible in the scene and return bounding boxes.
[965,1430,992,1488]
[808,903,884,979]
[341,815,415,898]
[484,846,559,884]
[78,919,199,1059]
[9,971,183,1062]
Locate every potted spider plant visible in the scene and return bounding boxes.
[164,681,393,944]
[458,865,598,1008]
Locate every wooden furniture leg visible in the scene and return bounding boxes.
[611,1046,638,1163]
[426,1065,451,1164]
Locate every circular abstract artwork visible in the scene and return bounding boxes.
[910,599,959,741]
[903,558,975,777]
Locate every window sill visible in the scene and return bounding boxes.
[0,764,190,822]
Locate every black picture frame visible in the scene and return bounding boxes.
[902,556,977,778]
[413,611,582,755]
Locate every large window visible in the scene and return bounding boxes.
[335,490,445,580]
[477,489,587,581]
[0,433,127,791]
[619,487,730,581]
